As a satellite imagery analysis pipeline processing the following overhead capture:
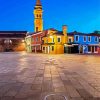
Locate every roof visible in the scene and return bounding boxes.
[48,28,58,31]
[54,31,64,35]
[68,31,87,36]
[0,31,27,34]
[90,33,100,36]
[36,0,42,6]
[0,31,27,38]
[68,31,100,36]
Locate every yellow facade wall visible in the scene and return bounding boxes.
[42,45,64,54]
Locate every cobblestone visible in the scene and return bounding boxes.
[0,53,100,100]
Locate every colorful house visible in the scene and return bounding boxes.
[67,31,100,54]
[31,30,47,53]
[25,34,32,53]
[26,0,100,55]
[42,26,68,54]
[25,30,47,53]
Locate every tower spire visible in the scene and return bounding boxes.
[36,0,41,6]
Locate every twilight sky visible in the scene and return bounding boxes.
[0,0,100,33]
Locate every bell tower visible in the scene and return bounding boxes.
[34,0,43,32]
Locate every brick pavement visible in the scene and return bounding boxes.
[0,53,100,100]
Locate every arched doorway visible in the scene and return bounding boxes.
[4,39,13,52]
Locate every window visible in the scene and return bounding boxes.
[43,47,45,50]
[52,38,54,43]
[40,37,42,41]
[39,14,41,18]
[95,37,98,42]
[46,39,48,43]
[95,46,97,52]
[88,36,91,42]
[99,37,100,42]
[83,36,86,42]
[36,27,38,32]
[52,46,54,51]
[36,37,38,42]
[68,38,72,43]
[32,38,34,42]
[88,46,91,52]
[58,37,61,42]
[75,35,79,42]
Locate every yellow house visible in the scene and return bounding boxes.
[42,26,68,54]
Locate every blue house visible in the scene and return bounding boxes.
[67,31,100,54]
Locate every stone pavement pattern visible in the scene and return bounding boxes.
[0,52,100,100]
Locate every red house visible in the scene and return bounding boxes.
[31,30,48,53]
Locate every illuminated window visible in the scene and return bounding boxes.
[88,36,91,42]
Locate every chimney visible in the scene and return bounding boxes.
[62,25,68,43]
[62,25,67,36]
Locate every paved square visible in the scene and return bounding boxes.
[0,52,100,100]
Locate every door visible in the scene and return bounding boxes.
[4,39,13,52]
[45,47,48,54]
[92,46,94,53]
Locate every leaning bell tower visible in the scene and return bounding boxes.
[34,0,43,32]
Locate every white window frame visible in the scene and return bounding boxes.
[95,36,98,42]
[99,37,100,43]
[88,36,91,42]
[94,46,98,53]
[57,36,61,43]
[75,35,79,42]
[83,36,86,42]
[50,36,54,43]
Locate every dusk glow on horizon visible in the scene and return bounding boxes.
[0,0,100,33]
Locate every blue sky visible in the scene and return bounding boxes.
[0,0,100,33]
